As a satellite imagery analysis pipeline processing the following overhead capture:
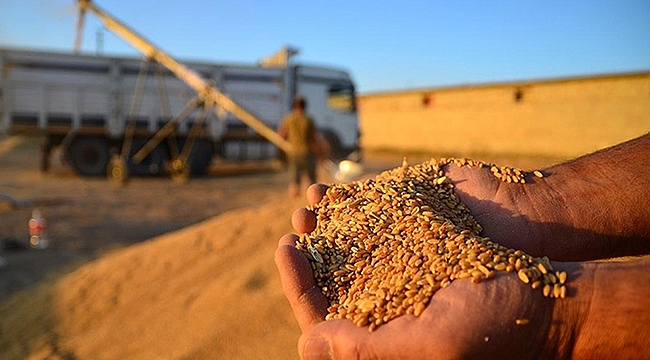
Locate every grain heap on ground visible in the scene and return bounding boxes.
[295,158,566,332]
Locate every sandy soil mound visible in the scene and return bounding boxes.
[0,194,304,360]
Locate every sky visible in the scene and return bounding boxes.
[0,0,649,94]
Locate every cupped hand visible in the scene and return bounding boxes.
[277,184,558,360]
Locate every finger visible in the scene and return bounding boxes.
[278,233,299,246]
[441,162,502,202]
[292,207,317,233]
[298,320,363,360]
[298,319,402,360]
[275,243,329,331]
[307,183,329,205]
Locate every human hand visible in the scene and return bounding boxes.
[442,157,650,261]
[439,164,568,260]
[444,134,650,262]
[277,185,564,360]
[277,235,560,360]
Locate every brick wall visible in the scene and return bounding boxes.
[357,72,650,158]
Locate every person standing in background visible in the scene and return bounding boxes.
[278,96,319,197]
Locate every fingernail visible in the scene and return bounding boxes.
[304,337,332,360]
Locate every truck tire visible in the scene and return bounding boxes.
[127,139,167,176]
[68,136,110,177]
[191,139,215,175]
[177,139,214,175]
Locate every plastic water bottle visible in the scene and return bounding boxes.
[28,209,49,249]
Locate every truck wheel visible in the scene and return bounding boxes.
[127,139,167,176]
[191,140,215,175]
[178,139,214,175]
[68,137,110,176]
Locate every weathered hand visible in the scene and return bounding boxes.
[440,164,569,260]
[276,235,558,359]
[277,185,560,360]
[277,228,650,360]
[441,153,650,261]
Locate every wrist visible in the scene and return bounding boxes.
[568,257,650,359]
[540,261,595,359]
[539,135,650,260]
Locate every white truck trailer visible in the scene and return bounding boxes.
[0,47,360,178]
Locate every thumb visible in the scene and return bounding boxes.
[298,320,377,360]
[299,336,333,360]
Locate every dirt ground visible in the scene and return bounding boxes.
[0,137,291,298]
[0,136,564,359]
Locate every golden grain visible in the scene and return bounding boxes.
[537,263,548,275]
[515,318,530,325]
[516,269,529,283]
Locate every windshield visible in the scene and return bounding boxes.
[327,82,356,113]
